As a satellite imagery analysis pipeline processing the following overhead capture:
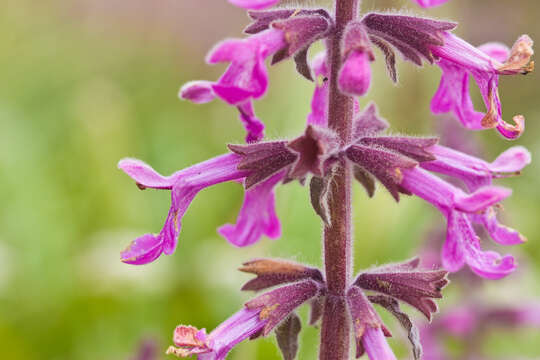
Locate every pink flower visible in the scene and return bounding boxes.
[401,167,521,279]
[118,154,281,264]
[227,0,279,10]
[430,33,534,139]
[412,0,451,8]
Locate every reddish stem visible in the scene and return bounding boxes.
[319,1,358,359]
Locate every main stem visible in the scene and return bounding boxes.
[319,1,358,359]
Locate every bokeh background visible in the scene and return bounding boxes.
[1,0,539,359]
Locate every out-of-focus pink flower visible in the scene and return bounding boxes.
[228,0,279,10]
[412,0,451,8]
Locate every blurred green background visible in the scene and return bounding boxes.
[1,0,539,359]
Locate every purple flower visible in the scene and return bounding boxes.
[228,0,279,10]
[307,51,329,127]
[118,154,265,265]
[338,22,374,97]
[166,309,266,359]
[206,29,286,105]
[167,280,321,359]
[401,167,520,279]
[422,145,531,191]
[347,286,396,360]
[412,0,451,7]
[430,33,534,139]
[422,145,529,247]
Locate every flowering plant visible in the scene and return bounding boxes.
[118,0,534,359]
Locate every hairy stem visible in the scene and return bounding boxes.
[319,1,358,359]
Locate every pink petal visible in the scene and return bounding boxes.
[338,51,372,96]
[218,172,283,247]
[412,0,451,8]
[179,81,216,104]
[120,234,164,265]
[454,186,511,213]
[118,158,174,190]
[363,327,397,360]
[489,146,531,173]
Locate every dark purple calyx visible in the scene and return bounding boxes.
[353,102,390,138]
[245,280,322,335]
[358,137,438,162]
[353,258,449,320]
[287,125,340,179]
[361,13,456,81]
[346,103,438,201]
[369,295,422,360]
[347,286,392,359]
[228,141,296,189]
[271,14,333,80]
[239,258,324,291]
[342,21,375,61]
[244,9,331,35]
[345,145,417,201]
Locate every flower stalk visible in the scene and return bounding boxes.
[319,0,359,359]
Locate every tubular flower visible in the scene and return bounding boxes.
[401,167,522,279]
[167,280,321,359]
[118,155,249,264]
[118,154,286,263]
[430,33,534,139]
[228,0,279,10]
[347,286,396,360]
[166,309,266,359]
[422,145,531,191]
[412,0,451,7]
[307,51,329,127]
[207,29,286,105]
[422,145,530,246]
[338,21,375,97]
